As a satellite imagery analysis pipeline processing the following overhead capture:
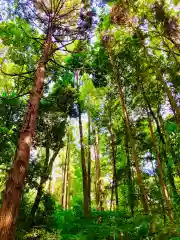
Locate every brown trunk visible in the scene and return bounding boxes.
[148,112,174,222]
[141,82,177,196]
[118,84,149,214]
[61,129,70,208]
[0,25,52,239]
[29,144,60,224]
[94,129,101,210]
[76,70,89,216]
[110,185,114,211]
[65,132,71,209]
[108,111,119,210]
[78,107,89,216]
[157,109,178,194]
[87,111,91,209]
[125,133,134,216]
[106,48,149,213]
[150,151,166,224]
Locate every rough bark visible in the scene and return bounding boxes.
[148,112,174,222]
[0,25,52,239]
[108,111,119,210]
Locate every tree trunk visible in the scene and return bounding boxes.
[62,129,70,208]
[148,112,174,222]
[108,111,119,210]
[157,109,178,195]
[118,84,149,214]
[107,49,149,214]
[150,151,166,224]
[94,129,101,210]
[65,132,71,209]
[78,107,89,216]
[125,133,134,216]
[0,25,52,239]
[87,111,91,209]
[141,82,177,196]
[29,144,60,224]
[162,78,180,125]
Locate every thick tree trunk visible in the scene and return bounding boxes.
[87,112,91,209]
[108,112,119,210]
[0,25,52,239]
[148,112,174,222]
[94,129,101,210]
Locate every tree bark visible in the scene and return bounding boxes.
[108,111,119,210]
[29,144,60,224]
[62,129,70,209]
[78,106,89,216]
[148,111,174,222]
[106,48,149,214]
[118,84,149,214]
[140,82,177,196]
[76,70,89,216]
[125,133,134,216]
[94,129,101,210]
[87,111,91,209]
[157,108,178,195]
[0,24,52,239]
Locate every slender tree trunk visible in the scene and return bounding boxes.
[65,135,71,209]
[162,79,180,125]
[150,151,166,224]
[106,48,149,214]
[78,107,89,216]
[108,112,119,210]
[62,129,70,208]
[29,145,60,224]
[148,112,174,222]
[87,111,91,209]
[118,84,149,213]
[76,70,89,217]
[141,82,177,196]
[94,129,101,210]
[0,24,52,239]
[157,109,178,195]
[110,185,114,211]
[125,134,134,216]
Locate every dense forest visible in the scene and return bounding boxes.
[0,0,180,239]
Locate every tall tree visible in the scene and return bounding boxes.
[0,0,82,237]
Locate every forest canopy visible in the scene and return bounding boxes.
[0,0,180,239]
